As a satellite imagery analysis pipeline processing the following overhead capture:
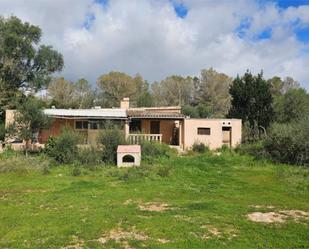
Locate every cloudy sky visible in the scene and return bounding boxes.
[1,0,309,89]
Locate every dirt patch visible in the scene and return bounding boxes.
[157,238,171,244]
[247,212,285,223]
[247,210,309,223]
[61,243,84,249]
[97,226,149,248]
[123,199,134,205]
[249,205,275,209]
[138,202,171,212]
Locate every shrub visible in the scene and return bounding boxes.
[156,165,172,177]
[140,141,176,163]
[44,129,80,164]
[192,142,209,153]
[72,164,82,176]
[236,141,267,159]
[77,147,103,166]
[0,154,49,174]
[97,128,126,164]
[264,120,309,166]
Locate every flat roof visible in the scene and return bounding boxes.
[44,108,127,119]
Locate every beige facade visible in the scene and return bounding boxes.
[4,98,242,151]
[183,119,242,150]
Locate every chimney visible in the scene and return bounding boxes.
[120,97,130,109]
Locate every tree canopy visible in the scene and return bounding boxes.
[228,71,274,129]
[0,16,63,121]
[97,72,149,107]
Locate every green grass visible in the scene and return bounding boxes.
[0,152,308,248]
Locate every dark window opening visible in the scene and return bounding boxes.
[197,127,211,135]
[222,126,231,131]
[75,121,88,130]
[150,121,160,134]
[130,120,141,132]
[123,155,135,163]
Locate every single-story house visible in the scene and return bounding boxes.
[5,98,242,150]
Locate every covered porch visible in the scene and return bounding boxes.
[125,110,185,148]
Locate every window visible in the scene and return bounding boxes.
[130,119,141,132]
[197,127,211,135]
[75,121,88,130]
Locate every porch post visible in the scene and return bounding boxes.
[179,120,183,149]
[124,120,130,140]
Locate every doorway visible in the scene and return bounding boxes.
[222,127,232,147]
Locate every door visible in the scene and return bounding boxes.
[222,127,231,147]
[150,121,160,134]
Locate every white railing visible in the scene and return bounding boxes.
[128,134,162,144]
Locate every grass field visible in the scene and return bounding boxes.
[0,151,308,249]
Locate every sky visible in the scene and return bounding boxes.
[1,0,309,89]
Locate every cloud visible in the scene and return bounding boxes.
[0,0,309,89]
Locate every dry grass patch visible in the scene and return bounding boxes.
[97,226,149,248]
[247,209,309,223]
[138,202,171,212]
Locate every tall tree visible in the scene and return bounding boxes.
[0,16,63,121]
[97,72,149,107]
[197,68,232,117]
[47,77,95,109]
[268,76,300,95]
[47,77,76,108]
[73,78,95,108]
[151,75,193,106]
[228,71,274,130]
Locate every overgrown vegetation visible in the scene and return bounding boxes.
[97,125,127,164]
[44,129,80,164]
[140,140,176,163]
[192,142,209,153]
[264,120,309,166]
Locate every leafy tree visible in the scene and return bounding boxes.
[47,77,95,109]
[74,78,95,108]
[136,92,153,107]
[181,103,211,118]
[151,75,193,106]
[0,16,63,121]
[97,72,149,107]
[268,76,300,96]
[197,68,232,117]
[273,88,309,123]
[7,97,50,155]
[47,77,76,108]
[228,71,274,130]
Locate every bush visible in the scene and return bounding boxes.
[97,128,126,164]
[140,141,176,163]
[44,129,80,164]
[236,141,267,159]
[264,120,309,166]
[77,147,103,166]
[156,165,172,177]
[72,164,82,176]
[192,142,209,153]
[0,154,49,174]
